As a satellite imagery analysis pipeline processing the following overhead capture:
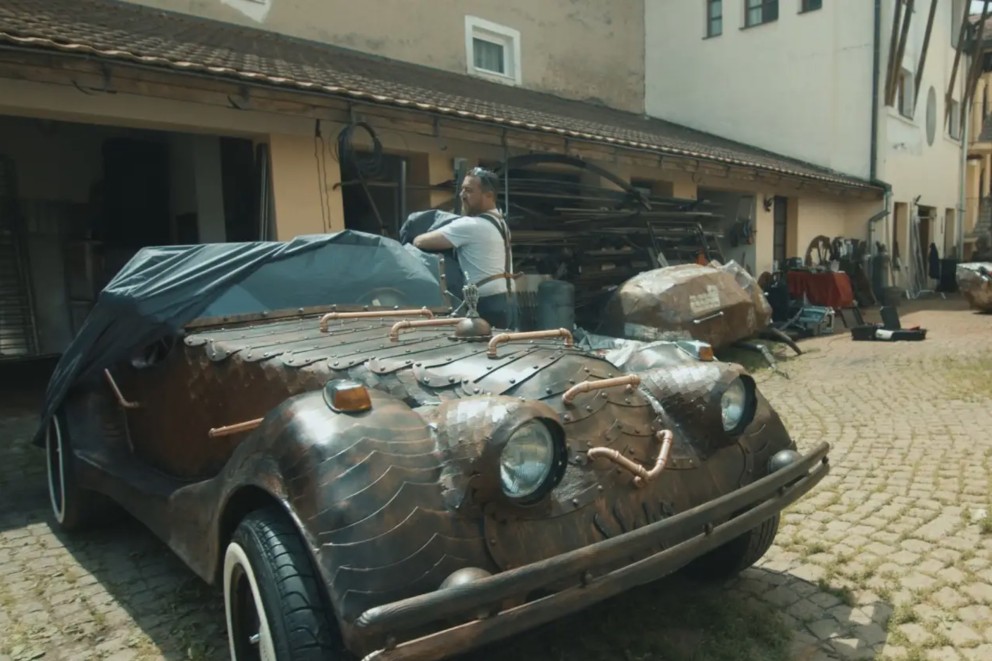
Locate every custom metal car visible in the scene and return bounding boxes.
[39,231,829,660]
[957,262,992,312]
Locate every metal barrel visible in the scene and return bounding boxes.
[536,280,575,331]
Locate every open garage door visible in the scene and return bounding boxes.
[0,116,262,360]
[0,154,38,359]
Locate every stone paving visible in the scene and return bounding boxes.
[0,297,991,660]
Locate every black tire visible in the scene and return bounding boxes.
[684,514,780,580]
[46,412,104,531]
[224,507,342,661]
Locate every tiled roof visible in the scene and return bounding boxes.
[0,0,879,190]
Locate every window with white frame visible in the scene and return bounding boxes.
[465,16,521,85]
[707,0,723,37]
[801,0,822,12]
[897,69,915,119]
[745,0,778,27]
[949,100,962,139]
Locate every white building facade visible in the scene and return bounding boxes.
[646,0,972,282]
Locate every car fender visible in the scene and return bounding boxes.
[168,387,442,594]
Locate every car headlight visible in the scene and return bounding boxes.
[499,420,561,503]
[720,377,755,434]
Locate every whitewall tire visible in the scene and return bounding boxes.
[223,508,340,660]
[45,413,100,531]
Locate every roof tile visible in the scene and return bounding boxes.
[0,0,878,189]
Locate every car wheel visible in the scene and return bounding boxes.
[684,513,780,580]
[46,413,102,531]
[224,508,341,661]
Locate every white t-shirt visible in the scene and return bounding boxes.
[438,212,513,297]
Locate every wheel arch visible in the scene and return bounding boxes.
[212,484,312,584]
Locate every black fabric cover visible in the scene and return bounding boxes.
[398,209,466,297]
[928,243,940,280]
[36,231,444,443]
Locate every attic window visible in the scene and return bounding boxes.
[465,16,521,85]
[897,69,915,119]
[950,100,962,139]
[745,0,778,27]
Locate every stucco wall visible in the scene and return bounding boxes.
[877,0,967,243]
[793,196,878,260]
[123,0,645,113]
[645,0,875,179]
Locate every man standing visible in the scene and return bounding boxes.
[413,167,516,328]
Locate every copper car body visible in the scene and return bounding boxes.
[47,236,828,660]
[55,309,829,660]
[957,263,992,312]
[602,262,774,350]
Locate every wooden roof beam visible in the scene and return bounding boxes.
[884,0,906,107]
[913,0,939,108]
[886,0,915,108]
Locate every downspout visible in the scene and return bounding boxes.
[868,0,893,297]
[868,0,892,257]
[871,0,881,182]
[958,88,970,260]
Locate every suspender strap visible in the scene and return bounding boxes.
[475,211,516,295]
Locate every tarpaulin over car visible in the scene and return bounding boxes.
[35,231,445,443]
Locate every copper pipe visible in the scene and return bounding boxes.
[103,369,140,409]
[208,417,264,439]
[319,308,433,332]
[486,328,573,358]
[389,318,461,342]
[562,375,641,406]
[587,429,674,488]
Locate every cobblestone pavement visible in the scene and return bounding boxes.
[1,298,991,660]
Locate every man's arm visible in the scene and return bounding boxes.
[413,229,455,251]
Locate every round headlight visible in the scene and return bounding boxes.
[499,421,556,502]
[721,378,749,432]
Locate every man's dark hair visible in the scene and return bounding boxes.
[466,166,500,196]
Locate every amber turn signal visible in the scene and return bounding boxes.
[323,379,373,413]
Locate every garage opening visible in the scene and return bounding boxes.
[0,115,260,360]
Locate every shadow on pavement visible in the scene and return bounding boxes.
[460,566,893,661]
[0,368,227,659]
[1,360,890,660]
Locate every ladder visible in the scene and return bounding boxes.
[907,207,941,300]
[697,223,726,264]
[0,155,38,358]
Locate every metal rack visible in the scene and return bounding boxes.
[0,154,39,359]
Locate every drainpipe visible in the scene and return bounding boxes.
[868,0,892,261]
[871,0,881,182]
[958,88,970,261]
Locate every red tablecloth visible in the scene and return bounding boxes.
[786,271,854,308]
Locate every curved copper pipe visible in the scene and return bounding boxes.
[587,429,674,488]
[562,375,641,406]
[319,308,433,332]
[486,328,574,358]
[389,318,462,342]
[208,417,264,439]
[103,369,140,409]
